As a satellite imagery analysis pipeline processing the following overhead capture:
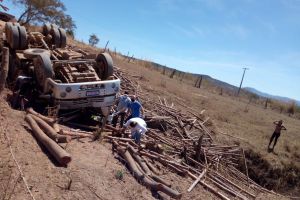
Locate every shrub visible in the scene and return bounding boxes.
[115,170,124,180]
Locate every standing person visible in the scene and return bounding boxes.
[126,96,144,121]
[268,120,287,150]
[112,91,131,127]
[122,117,147,144]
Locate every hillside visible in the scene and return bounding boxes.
[1,37,299,200]
[244,87,300,105]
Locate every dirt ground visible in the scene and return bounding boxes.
[0,90,229,200]
[1,42,299,199]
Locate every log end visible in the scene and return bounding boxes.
[60,156,72,166]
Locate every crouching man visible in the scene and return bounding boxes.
[122,117,147,144]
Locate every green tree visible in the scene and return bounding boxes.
[13,0,76,36]
[89,34,99,47]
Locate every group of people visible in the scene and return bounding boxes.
[111,91,147,144]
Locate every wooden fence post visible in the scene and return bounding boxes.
[170,69,176,78]
[198,76,203,88]
[104,40,109,52]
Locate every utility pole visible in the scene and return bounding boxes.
[237,67,249,96]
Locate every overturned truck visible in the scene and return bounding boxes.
[1,20,120,116]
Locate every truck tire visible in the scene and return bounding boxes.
[7,25,19,49]
[95,53,114,80]
[58,28,67,48]
[17,25,27,50]
[33,54,54,87]
[5,22,13,43]
[50,27,61,48]
[24,48,50,59]
[42,24,52,35]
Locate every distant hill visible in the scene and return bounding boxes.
[147,60,300,105]
[244,87,300,105]
[149,61,239,92]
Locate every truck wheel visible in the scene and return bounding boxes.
[33,54,54,87]
[58,28,67,48]
[95,53,114,80]
[5,22,13,43]
[50,27,61,48]
[17,25,27,50]
[42,24,51,35]
[24,48,50,59]
[7,25,19,49]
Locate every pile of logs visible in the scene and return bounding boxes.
[107,68,278,199]
[25,108,72,166]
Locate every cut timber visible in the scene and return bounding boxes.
[26,107,56,125]
[29,114,70,143]
[187,168,207,192]
[66,122,97,130]
[53,123,60,133]
[200,180,230,200]
[25,115,71,166]
[114,142,182,199]
[143,157,160,175]
[127,145,152,175]
[0,47,9,93]
[60,129,94,139]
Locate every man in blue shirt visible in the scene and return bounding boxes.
[112,91,131,127]
[126,96,144,121]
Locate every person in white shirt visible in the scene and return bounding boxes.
[122,117,147,144]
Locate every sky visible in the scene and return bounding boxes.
[4,0,300,100]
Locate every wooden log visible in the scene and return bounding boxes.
[0,47,9,93]
[104,136,139,148]
[53,123,60,133]
[242,148,250,186]
[26,107,56,124]
[66,122,98,130]
[29,114,70,143]
[25,115,71,166]
[214,172,256,199]
[114,142,182,199]
[140,151,187,176]
[59,129,94,139]
[209,176,249,200]
[211,172,256,198]
[127,145,152,175]
[187,168,207,192]
[176,116,191,138]
[149,175,171,188]
[199,181,230,200]
[142,157,160,175]
[187,170,230,200]
[105,124,121,132]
